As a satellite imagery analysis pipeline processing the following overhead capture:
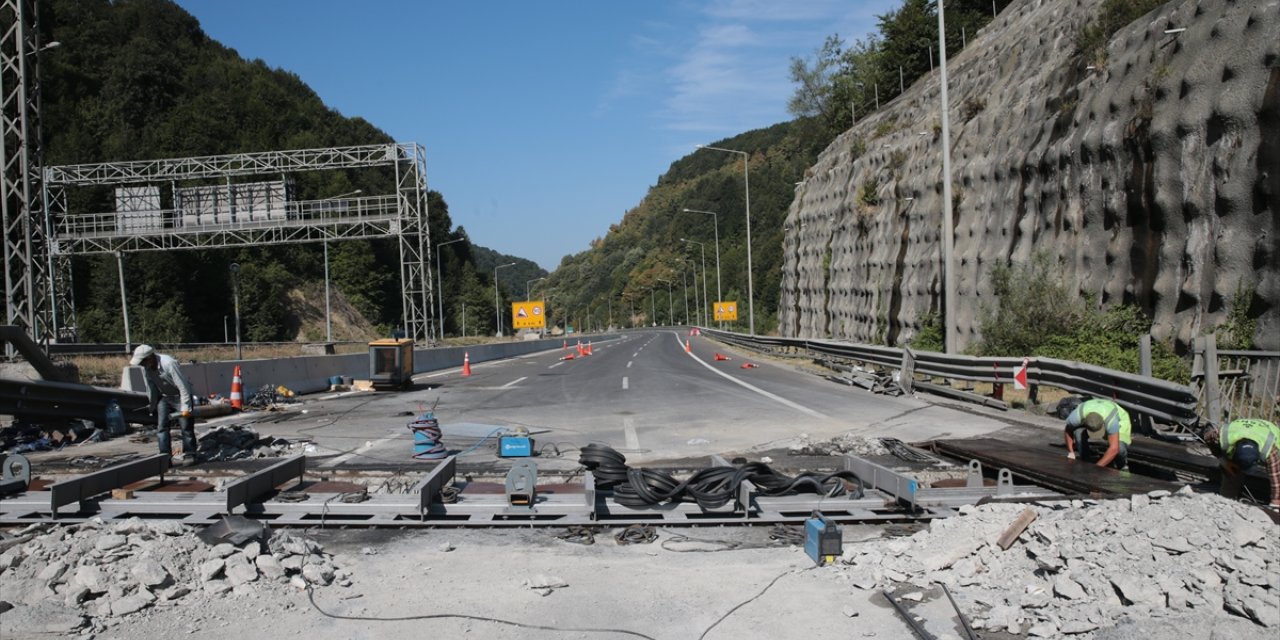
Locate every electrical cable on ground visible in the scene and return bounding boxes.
[695,567,811,640]
[578,443,864,511]
[305,587,658,640]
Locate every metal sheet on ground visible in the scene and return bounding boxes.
[931,438,1181,495]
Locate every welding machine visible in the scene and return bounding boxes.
[498,428,535,457]
[804,512,842,566]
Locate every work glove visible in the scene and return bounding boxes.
[1066,452,1076,460]
[180,410,191,418]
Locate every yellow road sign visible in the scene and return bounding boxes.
[714,301,738,322]
[512,301,546,329]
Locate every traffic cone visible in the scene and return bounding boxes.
[684,340,691,353]
[462,352,472,377]
[715,353,730,361]
[587,341,593,356]
[230,366,243,410]
[741,363,759,369]
[577,341,585,357]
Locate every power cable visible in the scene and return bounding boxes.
[696,567,811,640]
[305,586,658,640]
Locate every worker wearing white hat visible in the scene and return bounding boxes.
[130,344,197,465]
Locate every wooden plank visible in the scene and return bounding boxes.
[996,508,1038,550]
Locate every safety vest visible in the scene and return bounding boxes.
[1077,398,1132,445]
[1219,419,1279,458]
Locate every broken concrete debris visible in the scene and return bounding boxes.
[195,424,299,462]
[0,517,343,635]
[789,433,889,457]
[837,491,1279,636]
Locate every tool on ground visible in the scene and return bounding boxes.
[499,427,534,457]
[230,365,244,410]
[505,460,537,513]
[368,338,414,389]
[803,511,842,565]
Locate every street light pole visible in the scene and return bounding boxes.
[320,190,361,342]
[937,1,957,353]
[686,259,701,325]
[681,208,721,313]
[658,279,673,326]
[526,277,546,301]
[494,262,516,337]
[115,251,131,352]
[681,238,709,328]
[436,237,466,340]
[681,269,689,324]
[229,263,242,360]
[694,145,752,334]
[650,288,656,327]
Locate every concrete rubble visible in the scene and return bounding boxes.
[789,433,889,457]
[195,424,297,462]
[0,517,345,635]
[836,489,1279,637]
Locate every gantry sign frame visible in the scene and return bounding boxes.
[42,143,434,343]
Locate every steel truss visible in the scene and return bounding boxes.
[0,0,52,350]
[43,143,434,342]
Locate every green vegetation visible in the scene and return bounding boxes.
[1216,281,1257,350]
[1076,0,1166,66]
[910,311,944,352]
[974,253,1187,382]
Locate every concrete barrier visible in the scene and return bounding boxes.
[121,335,617,398]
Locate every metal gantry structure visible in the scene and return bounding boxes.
[0,0,52,349]
[42,143,435,343]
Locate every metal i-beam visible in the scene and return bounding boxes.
[225,455,305,514]
[48,454,169,518]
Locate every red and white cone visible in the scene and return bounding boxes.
[230,366,243,410]
[462,352,472,377]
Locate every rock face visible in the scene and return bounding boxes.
[780,0,1279,351]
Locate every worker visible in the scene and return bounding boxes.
[1202,418,1280,508]
[130,344,198,466]
[1063,398,1131,469]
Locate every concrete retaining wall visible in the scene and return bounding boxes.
[121,337,608,398]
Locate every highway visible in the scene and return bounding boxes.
[280,330,1015,470]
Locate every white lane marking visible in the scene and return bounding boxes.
[421,368,459,379]
[671,332,829,419]
[627,361,632,368]
[633,352,639,357]
[501,377,527,389]
[549,361,564,369]
[622,376,629,390]
[624,417,639,449]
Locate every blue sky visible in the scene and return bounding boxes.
[173,1,898,270]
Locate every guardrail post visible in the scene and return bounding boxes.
[1202,334,1222,424]
[991,363,1004,402]
[1137,336,1155,434]
[900,347,915,394]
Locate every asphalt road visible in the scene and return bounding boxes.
[275,330,1013,470]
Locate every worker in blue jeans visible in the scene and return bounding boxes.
[131,344,198,466]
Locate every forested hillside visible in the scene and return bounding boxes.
[36,0,530,342]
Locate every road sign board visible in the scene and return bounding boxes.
[512,301,546,329]
[714,301,738,322]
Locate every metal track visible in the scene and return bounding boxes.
[0,453,1063,528]
[929,438,1182,496]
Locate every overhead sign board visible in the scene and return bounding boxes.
[512,301,546,329]
[714,301,738,322]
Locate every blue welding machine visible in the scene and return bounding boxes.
[498,434,534,457]
[804,512,842,566]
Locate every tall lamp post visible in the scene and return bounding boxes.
[685,259,701,325]
[649,288,656,327]
[657,279,673,326]
[937,1,957,353]
[681,208,721,313]
[494,262,516,337]
[694,145,753,334]
[229,263,242,360]
[320,189,361,342]
[681,239,709,328]
[436,236,466,340]
[526,277,546,301]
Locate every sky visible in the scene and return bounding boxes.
[172,0,898,270]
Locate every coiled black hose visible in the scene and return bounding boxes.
[579,444,864,511]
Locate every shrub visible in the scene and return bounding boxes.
[1076,0,1166,66]
[910,311,944,352]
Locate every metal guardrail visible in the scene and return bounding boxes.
[702,329,1200,425]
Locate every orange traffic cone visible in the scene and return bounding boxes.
[587,341,593,356]
[714,353,730,361]
[577,341,585,357]
[741,363,759,369]
[462,352,472,377]
[230,366,243,410]
[684,340,691,353]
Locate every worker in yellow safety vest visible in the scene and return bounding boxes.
[1202,418,1280,508]
[1063,398,1131,470]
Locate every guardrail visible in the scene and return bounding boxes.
[702,329,1200,425]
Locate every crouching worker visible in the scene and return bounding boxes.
[1203,418,1280,508]
[1064,398,1131,470]
[131,344,198,466]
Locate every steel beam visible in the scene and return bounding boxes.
[224,455,305,514]
[844,455,918,510]
[412,455,455,519]
[48,454,169,517]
